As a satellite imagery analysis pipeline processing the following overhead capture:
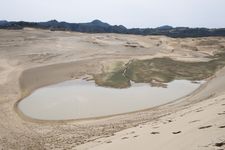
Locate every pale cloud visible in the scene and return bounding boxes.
[0,0,225,28]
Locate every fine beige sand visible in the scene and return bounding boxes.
[0,28,225,149]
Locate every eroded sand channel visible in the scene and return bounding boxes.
[18,79,203,120]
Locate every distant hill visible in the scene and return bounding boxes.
[156,25,173,30]
[87,19,110,27]
[0,20,8,25]
[0,20,225,38]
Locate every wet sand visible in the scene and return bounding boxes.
[0,28,225,149]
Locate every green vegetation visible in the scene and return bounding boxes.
[93,52,225,88]
[94,70,130,88]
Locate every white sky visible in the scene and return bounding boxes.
[0,0,225,28]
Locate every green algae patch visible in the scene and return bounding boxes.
[94,70,131,88]
[94,52,225,88]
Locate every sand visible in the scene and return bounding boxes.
[0,28,225,149]
[76,94,225,150]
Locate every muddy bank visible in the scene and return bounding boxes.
[19,59,103,98]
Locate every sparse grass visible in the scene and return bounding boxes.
[93,52,225,88]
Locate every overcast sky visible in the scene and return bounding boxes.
[0,0,225,28]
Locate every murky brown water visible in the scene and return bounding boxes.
[18,79,203,120]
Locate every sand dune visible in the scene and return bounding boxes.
[0,28,225,149]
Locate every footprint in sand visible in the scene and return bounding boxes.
[163,119,173,124]
[217,112,225,115]
[133,135,139,138]
[189,120,200,123]
[219,125,225,128]
[172,131,182,134]
[151,132,160,135]
[214,142,225,147]
[106,140,112,143]
[196,109,204,112]
[198,125,212,129]
[121,137,129,140]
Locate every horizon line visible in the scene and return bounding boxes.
[1,19,225,29]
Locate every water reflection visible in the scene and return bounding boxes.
[18,79,203,120]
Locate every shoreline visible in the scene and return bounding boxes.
[14,56,209,123]
[15,68,207,124]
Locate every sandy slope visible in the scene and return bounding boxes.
[0,28,225,149]
[77,95,225,150]
[77,79,225,150]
